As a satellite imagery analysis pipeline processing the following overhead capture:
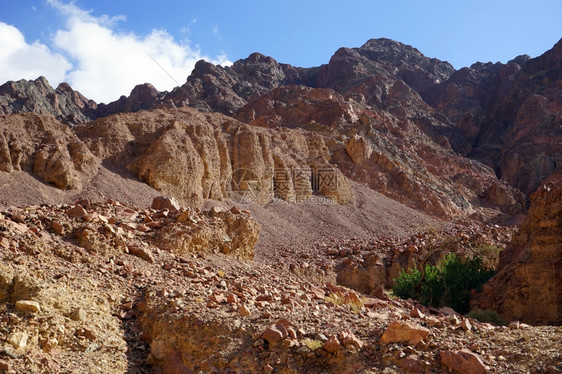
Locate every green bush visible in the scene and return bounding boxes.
[392,267,422,301]
[392,254,494,314]
[466,308,507,326]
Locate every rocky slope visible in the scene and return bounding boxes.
[0,199,560,374]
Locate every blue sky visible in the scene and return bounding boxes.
[1,0,561,102]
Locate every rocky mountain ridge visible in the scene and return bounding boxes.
[1,38,559,200]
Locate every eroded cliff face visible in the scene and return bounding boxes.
[473,171,562,324]
[75,107,352,207]
[235,84,524,218]
[428,39,562,195]
[0,113,100,190]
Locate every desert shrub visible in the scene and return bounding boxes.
[466,308,507,326]
[391,267,422,301]
[392,254,494,314]
[472,243,503,269]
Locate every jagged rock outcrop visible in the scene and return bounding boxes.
[473,171,562,324]
[75,107,352,207]
[96,83,165,117]
[235,85,358,129]
[428,38,562,194]
[0,113,99,189]
[163,53,315,115]
[0,77,97,125]
[1,37,559,212]
[234,83,523,217]
[317,38,455,101]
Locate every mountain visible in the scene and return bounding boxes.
[0,38,560,373]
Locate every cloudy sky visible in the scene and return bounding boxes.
[1,0,561,103]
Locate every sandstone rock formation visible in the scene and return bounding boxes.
[473,172,562,324]
[75,107,352,207]
[0,113,99,190]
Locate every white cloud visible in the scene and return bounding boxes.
[47,0,231,103]
[0,0,230,103]
[0,22,71,85]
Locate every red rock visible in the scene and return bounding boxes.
[209,293,227,304]
[338,329,363,349]
[461,318,472,331]
[398,354,424,373]
[0,359,10,372]
[66,204,87,218]
[440,348,488,374]
[160,351,193,374]
[309,287,325,300]
[323,335,342,353]
[262,326,284,345]
[151,196,180,212]
[51,221,65,235]
[373,286,389,300]
[127,243,155,263]
[226,293,238,304]
[438,307,456,316]
[380,321,430,346]
[274,318,292,327]
[238,305,251,316]
[472,176,562,324]
[256,294,273,302]
[410,308,425,319]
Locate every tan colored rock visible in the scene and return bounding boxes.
[345,135,372,165]
[76,108,351,207]
[71,307,87,322]
[153,209,260,259]
[0,113,99,190]
[380,321,430,346]
[461,318,472,331]
[7,331,28,350]
[15,300,41,313]
[440,348,488,374]
[150,339,167,360]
